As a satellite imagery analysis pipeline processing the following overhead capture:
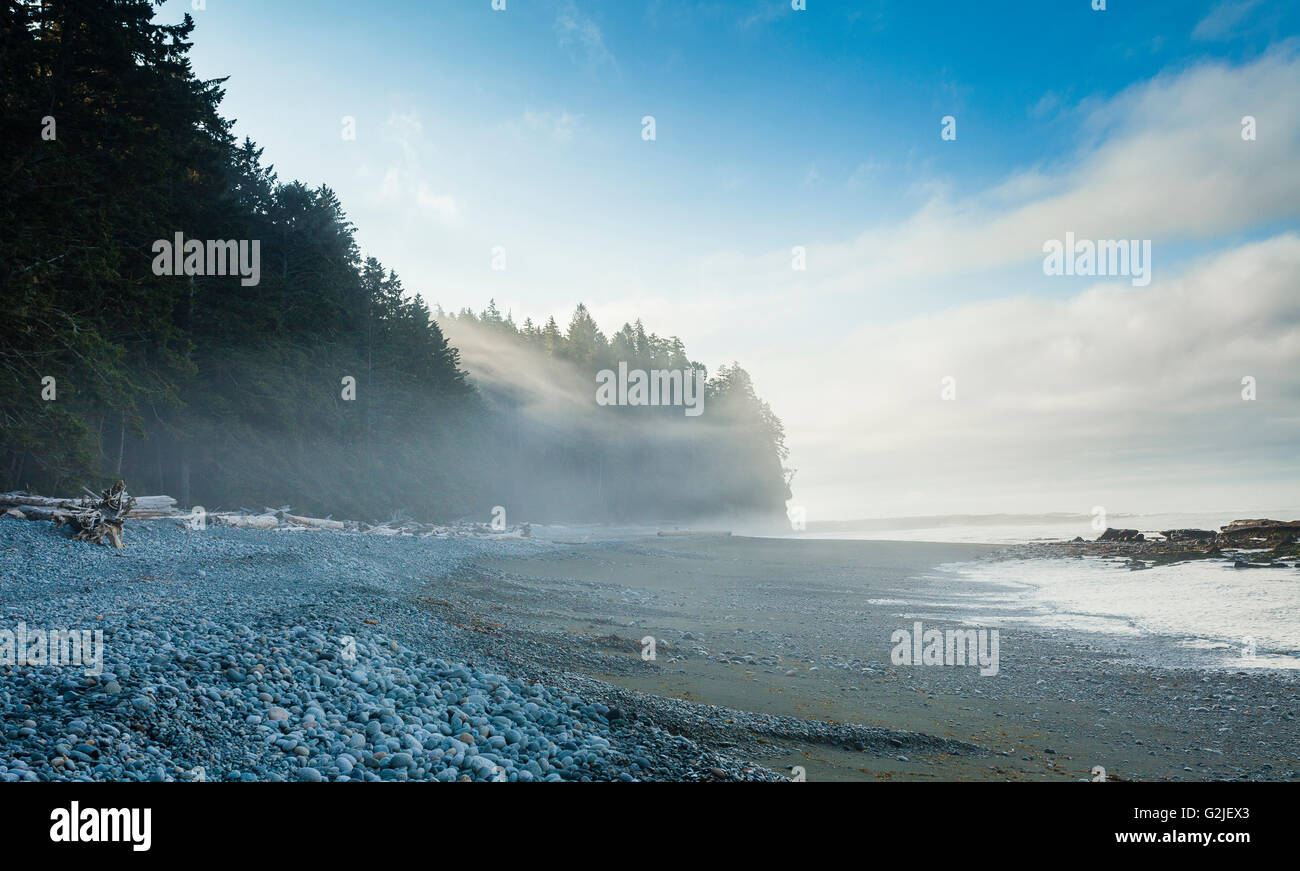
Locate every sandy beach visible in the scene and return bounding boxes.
[457,534,1300,781]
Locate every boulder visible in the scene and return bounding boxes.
[1098,528,1144,542]
[1161,529,1216,542]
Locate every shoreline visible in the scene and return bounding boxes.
[472,534,1299,781]
[2,518,1296,781]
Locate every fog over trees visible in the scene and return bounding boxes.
[1,0,791,523]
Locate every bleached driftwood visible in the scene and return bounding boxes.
[0,492,174,513]
[124,495,179,518]
[3,488,535,543]
[285,513,345,531]
[211,513,279,529]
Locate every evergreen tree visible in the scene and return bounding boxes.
[1,0,791,522]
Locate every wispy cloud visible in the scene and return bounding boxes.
[369,110,461,226]
[555,2,615,70]
[763,50,1300,298]
[1028,90,1065,119]
[846,159,881,191]
[1192,0,1262,41]
[740,1,787,30]
[519,109,581,144]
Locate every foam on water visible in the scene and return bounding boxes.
[939,557,1300,669]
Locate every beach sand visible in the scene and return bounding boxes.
[451,535,1298,781]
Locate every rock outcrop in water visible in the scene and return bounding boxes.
[1218,519,1300,545]
[1160,528,1218,543]
[1098,527,1144,542]
[999,519,1300,568]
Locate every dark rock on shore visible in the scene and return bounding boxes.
[998,518,1300,568]
[1222,519,1300,534]
[1218,520,1300,557]
[1099,528,1144,542]
[1232,555,1285,569]
[1161,529,1217,542]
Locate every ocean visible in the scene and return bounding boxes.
[774,510,1300,670]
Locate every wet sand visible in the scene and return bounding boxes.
[457,535,1299,781]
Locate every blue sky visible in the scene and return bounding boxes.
[168,1,1296,265]
[164,1,1300,518]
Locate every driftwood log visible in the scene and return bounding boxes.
[0,482,137,547]
[211,513,279,529]
[3,488,533,543]
[0,493,175,514]
[285,513,345,531]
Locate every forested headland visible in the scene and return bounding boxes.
[1,0,791,523]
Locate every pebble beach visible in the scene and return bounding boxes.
[2,517,1296,782]
[0,519,780,781]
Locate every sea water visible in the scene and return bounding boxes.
[937,556,1300,670]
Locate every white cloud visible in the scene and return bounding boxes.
[518,109,581,144]
[1192,0,1262,41]
[413,184,461,224]
[686,50,1300,307]
[1028,90,1064,118]
[846,159,880,191]
[368,110,461,227]
[740,1,787,30]
[780,234,1300,517]
[555,2,615,70]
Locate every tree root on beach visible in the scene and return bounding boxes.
[0,481,136,548]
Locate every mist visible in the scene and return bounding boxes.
[437,312,791,527]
